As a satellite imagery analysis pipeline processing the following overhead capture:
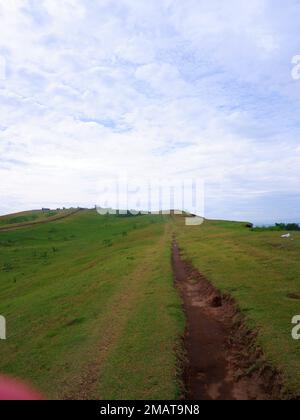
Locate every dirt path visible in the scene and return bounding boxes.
[0,209,83,232]
[172,241,275,401]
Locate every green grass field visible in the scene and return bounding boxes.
[1,211,300,399]
[0,210,184,400]
[174,218,300,396]
[0,210,58,226]
[0,209,77,230]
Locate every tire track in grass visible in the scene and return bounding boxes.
[63,226,171,400]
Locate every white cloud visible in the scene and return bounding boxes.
[0,0,299,221]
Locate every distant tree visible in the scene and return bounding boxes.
[275,223,300,231]
[252,222,300,232]
[286,223,300,231]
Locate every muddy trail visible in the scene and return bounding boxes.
[172,241,281,401]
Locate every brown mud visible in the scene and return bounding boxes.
[172,241,284,401]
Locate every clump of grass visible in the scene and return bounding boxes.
[7,214,39,225]
[0,240,13,247]
[46,211,58,218]
[48,228,57,234]
[3,262,13,272]
[103,239,113,247]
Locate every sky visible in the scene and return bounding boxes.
[0,0,300,223]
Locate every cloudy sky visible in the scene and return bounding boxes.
[1,0,300,222]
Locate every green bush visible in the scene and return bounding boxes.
[252,223,300,232]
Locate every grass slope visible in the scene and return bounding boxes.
[0,209,79,231]
[174,218,300,396]
[0,210,184,400]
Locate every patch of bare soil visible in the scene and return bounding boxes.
[172,241,284,401]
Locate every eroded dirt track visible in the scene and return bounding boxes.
[172,241,273,401]
[0,209,83,232]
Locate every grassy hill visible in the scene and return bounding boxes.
[174,218,300,396]
[0,209,80,231]
[0,210,184,399]
[0,210,300,399]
